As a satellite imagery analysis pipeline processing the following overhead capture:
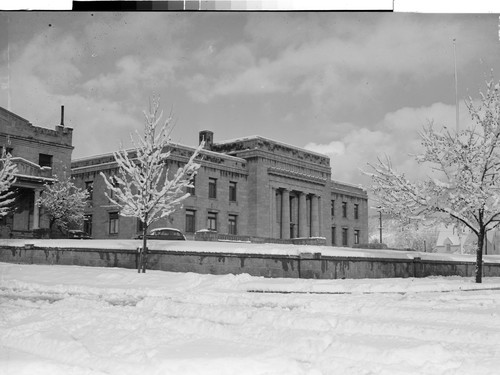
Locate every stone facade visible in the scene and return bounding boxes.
[71,131,369,246]
[0,106,74,237]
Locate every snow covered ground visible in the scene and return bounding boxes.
[2,262,500,374]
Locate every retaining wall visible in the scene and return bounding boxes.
[2,245,500,279]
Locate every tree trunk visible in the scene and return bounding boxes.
[139,216,148,274]
[49,218,56,239]
[475,229,484,283]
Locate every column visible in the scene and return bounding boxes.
[33,189,41,230]
[281,189,290,239]
[298,192,307,238]
[311,194,319,238]
[270,187,276,238]
[290,194,297,238]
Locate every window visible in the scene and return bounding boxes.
[137,219,144,233]
[185,209,196,233]
[39,153,53,168]
[354,204,359,220]
[207,211,217,231]
[109,212,119,234]
[331,227,336,246]
[0,146,13,156]
[342,227,348,246]
[187,175,196,196]
[83,215,92,236]
[342,202,347,218]
[85,181,94,201]
[109,176,119,201]
[354,230,360,245]
[228,214,237,235]
[229,181,237,202]
[331,200,335,216]
[208,178,217,199]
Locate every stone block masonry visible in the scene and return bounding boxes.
[71,132,369,247]
[2,245,499,279]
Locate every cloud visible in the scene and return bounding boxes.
[4,23,144,159]
[304,101,473,186]
[3,12,498,170]
[82,55,176,102]
[182,12,497,133]
[304,140,345,157]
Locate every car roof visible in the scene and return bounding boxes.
[150,228,182,232]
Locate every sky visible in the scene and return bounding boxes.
[1,11,500,188]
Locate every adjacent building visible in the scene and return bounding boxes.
[71,130,369,246]
[0,106,73,237]
[435,226,500,255]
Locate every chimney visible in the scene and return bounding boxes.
[199,130,213,150]
[60,105,64,126]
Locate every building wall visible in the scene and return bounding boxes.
[330,182,369,247]
[71,133,369,247]
[0,107,73,177]
[71,144,250,240]
[0,106,74,236]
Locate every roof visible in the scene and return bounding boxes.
[215,135,330,159]
[71,141,246,165]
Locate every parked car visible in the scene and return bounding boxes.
[68,230,92,239]
[136,228,186,241]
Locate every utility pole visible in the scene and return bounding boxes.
[7,14,11,111]
[453,38,459,133]
[379,209,383,244]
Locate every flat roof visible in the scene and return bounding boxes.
[215,135,330,159]
[71,142,247,165]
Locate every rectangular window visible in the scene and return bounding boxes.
[331,200,335,216]
[109,212,119,234]
[229,181,237,202]
[39,153,53,168]
[137,219,144,233]
[207,211,217,231]
[83,214,92,237]
[109,176,119,201]
[342,227,348,246]
[354,204,359,220]
[0,146,13,156]
[208,178,217,199]
[85,181,94,201]
[331,226,336,246]
[228,214,237,235]
[354,230,360,245]
[187,175,196,196]
[342,202,347,218]
[185,209,196,233]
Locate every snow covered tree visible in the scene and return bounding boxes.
[0,147,17,217]
[365,79,500,283]
[37,175,89,236]
[101,97,203,273]
[371,218,439,253]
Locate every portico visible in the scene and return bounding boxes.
[1,157,55,237]
[272,187,322,239]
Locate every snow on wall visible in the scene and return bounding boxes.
[1,239,500,280]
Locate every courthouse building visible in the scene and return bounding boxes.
[71,130,369,246]
[0,105,368,245]
[0,106,73,237]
